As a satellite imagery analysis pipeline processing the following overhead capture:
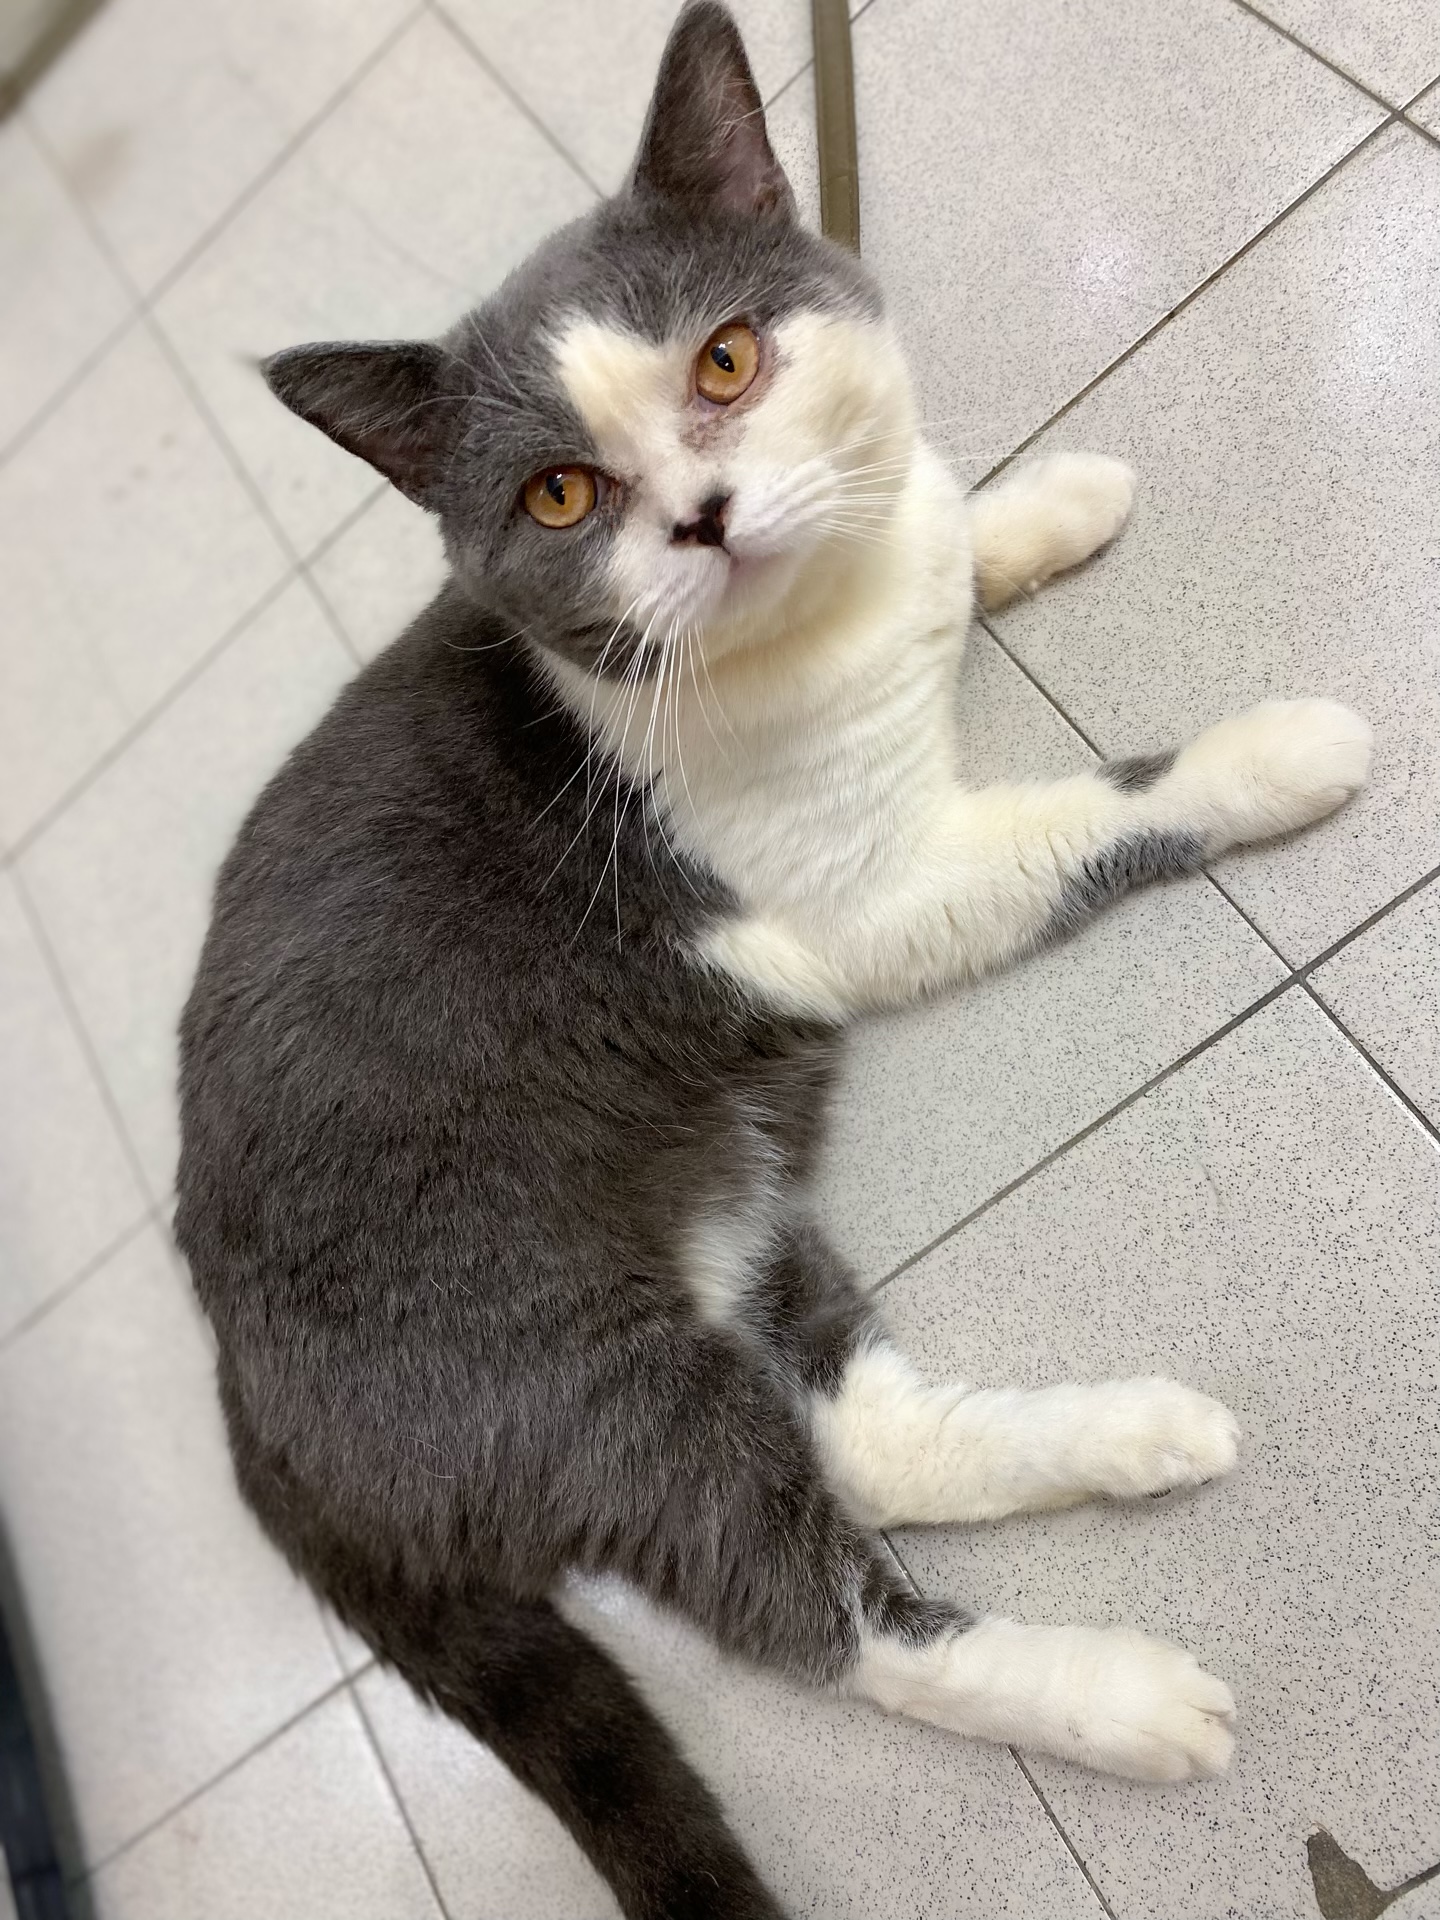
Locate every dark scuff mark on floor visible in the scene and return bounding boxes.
[1307,1829,1440,1919]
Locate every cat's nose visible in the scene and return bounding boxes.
[671,491,731,550]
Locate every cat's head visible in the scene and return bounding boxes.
[264,1,914,674]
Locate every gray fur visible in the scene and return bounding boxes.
[1053,828,1207,936]
[1100,748,1178,793]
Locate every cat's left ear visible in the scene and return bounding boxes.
[261,340,449,508]
[629,1,793,221]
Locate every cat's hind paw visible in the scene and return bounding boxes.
[1179,698,1372,845]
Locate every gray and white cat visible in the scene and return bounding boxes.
[176,6,1371,1915]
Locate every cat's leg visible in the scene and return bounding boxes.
[811,1340,1239,1527]
[612,1342,1234,1781]
[968,451,1136,611]
[705,697,1371,1015]
[751,1234,1239,1527]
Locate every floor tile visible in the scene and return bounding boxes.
[1410,80,1440,134]
[438,0,813,196]
[882,989,1440,1920]
[765,0,1380,488]
[0,1224,342,1866]
[817,630,1285,1282]
[989,125,1440,964]
[0,114,131,458]
[1310,877,1440,1125]
[309,485,448,662]
[0,323,290,846]
[18,579,353,1202]
[91,1690,440,1920]
[1253,0,1440,104]
[0,873,146,1341]
[361,1571,1105,1920]
[153,9,596,558]
[24,0,415,295]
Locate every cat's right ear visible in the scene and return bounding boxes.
[261,340,449,508]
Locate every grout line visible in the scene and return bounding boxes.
[6,569,299,862]
[128,4,427,318]
[1224,0,1403,113]
[301,479,390,569]
[868,975,1297,1295]
[975,614,1103,755]
[1300,977,1440,1151]
[1010,1751,1121,1920]
[0,1210,153,1355]
[426,0,605,199]
[9,867,159,1208]
[974,114,1396,490]
[1296,860,1440,976]
[80,1672,355,1882]
[0,307,139,474]
[349,1678,455,1919]
[1397,108,1440,151]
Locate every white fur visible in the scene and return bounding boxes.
[812,1345,1240,1527]
[853,1616,1235,1782]
[969,450,1136,610]
[541,304,1370,1019]
[680,1112,786,1325]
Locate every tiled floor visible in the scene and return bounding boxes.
[1,0,1437,1915]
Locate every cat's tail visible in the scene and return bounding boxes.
[358,1581,787,1920]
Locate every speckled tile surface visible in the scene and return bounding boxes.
[1251,0,1440,104]
[1410,81,1440,134]
[989,125,1440,966]
[2,0,1436,1913]
[766,0,1381,486]
[1310,876,1440,1125]
[882,989,1440,1919]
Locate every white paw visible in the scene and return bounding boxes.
[1180,698,1372,845]
[1027,450,1136,574]
[1049,1627,1237,1782]
[859,1616,1236,1783]
[1077,1379,1240,1499]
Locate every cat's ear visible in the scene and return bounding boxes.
[630,1,793,221]
[261,340,449,507]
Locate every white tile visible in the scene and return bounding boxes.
[438,0,813,196]
[0,1224,342,1865]
[0,872,146,1339]
[310,486,449,662]
[882,990,1440,1919]
[0,323,289,845]
[92,1690,441,1920]
[18,579,354,1202]
[361,1572,1105,1920]
[25,0,415,294]
[1257,0,1440,103]
[1311,877,1440,1125]
[989,127,1440,963]
[153,10,596,557]
[1410,80,1440,135]
[767,0,1380,485]
[817,632,1285,1282]
[0,115,131,456]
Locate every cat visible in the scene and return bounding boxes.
[175,4,1372,1916]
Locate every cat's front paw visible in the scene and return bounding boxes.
[1180,698,1372,845]
[1048,1628,1237,1782]
[1076,1379,1240,1499]
[1029,450,1136,571]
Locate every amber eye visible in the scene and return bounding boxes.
[523,466,598,528]
[695,322,760,405]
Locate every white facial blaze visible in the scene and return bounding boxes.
[549,308,915,657]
